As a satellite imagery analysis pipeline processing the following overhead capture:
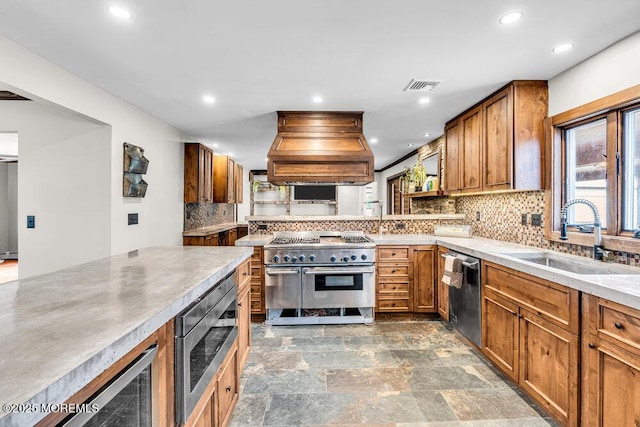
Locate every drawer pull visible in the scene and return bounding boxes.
[512,312,517,316]
[614,322,624,330]
[243,272,248,276]
[537,311,542,317]
[238,302,242,306]
[392,270,397,273]
[392,253,396,256]
[588,343,596,349]
[226,386,232,392]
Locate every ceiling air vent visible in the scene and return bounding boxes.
[403,79,441,92]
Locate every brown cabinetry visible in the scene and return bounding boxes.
[413,246,436,312]
[236,259,251,372]
[581,295,640,427]
[235,163,243,204]
[216,344,239,427]
[250,246,265,314]
[444,80,548,193]
[183,234,219,246]
[213,155,237,203]
[375,245,438,314]
[436,246,449,320]
[481,262,579,426]
[184,143,214,203]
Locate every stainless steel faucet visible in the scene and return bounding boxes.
[560,198,609,261]
[365,200,385,235]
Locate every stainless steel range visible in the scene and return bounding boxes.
[264,231,376,325]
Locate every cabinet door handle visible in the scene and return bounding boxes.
[537,311,542,317]
[614,322,624,330]
[226,386,232,392]
[512,312,517,316]
[243,272,248,276]
[588,343,596,349]
[238,302,242,306]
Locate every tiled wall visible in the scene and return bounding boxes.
[249,218,465,235]
[456,191,640,266]
[411,197,456,214]
[184,203,234,231]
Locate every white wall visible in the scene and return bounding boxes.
[376,154,419,213]
[0,102,111,277]
[549,31,640,116]
[0,35,186,275]
[7,163,17,251]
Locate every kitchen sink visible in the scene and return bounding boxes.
[500,251,640,275]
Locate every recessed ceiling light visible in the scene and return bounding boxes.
[202,95,216,105]
[407,143,414,147]
[370,138,378,144]
[499,11,523,25]
[418,97,431,105]
[312,96,323,104]
[552,43,574,54]
[107,5,132,20]
[424,133,431,137]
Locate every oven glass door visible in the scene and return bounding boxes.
[302,266,375,308]
[176,287,238,423]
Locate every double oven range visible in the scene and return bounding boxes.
[264,231,376,325]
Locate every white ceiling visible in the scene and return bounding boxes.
[0,1,639,170]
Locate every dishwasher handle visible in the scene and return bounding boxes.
[441,253,480,270]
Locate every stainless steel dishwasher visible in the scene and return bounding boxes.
[445,251,481,347]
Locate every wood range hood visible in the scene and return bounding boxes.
[267,111,374,185]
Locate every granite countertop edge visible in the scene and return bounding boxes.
[0,246,252,427]
[182,222,247,237]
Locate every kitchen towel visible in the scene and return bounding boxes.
[442,255,463,289]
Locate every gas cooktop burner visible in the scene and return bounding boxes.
[269,236,320,245]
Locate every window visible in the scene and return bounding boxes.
[565,119,608,228]
[623,107,640,230]
[550,86,640,249]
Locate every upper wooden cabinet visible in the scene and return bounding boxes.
[213,155,243,204]
[184,143,214,203]
[444,80,548,193]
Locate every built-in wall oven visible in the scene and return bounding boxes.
[175,272,237,425]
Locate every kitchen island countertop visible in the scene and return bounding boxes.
[0,246,252,427]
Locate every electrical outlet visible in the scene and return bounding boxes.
[521,213,528,226]
[395,222,406,230]
[128,213,139,225]
[27,215,35,229]
[258,224,267,231]
[531,213,542,227]
[475,211,481,221]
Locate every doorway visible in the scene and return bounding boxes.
[0,131,18,284]
[386,172,405,214]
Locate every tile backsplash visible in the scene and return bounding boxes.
[456,190,640,267]
[184,203,234,231]
[248,218,465,235]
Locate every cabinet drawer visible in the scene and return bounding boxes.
[251,247,263,262]
[236,260,251,286]
[595,298,640,351]
[484,262,579,333]
[251,266,263,278]
[377,298,410,311]
[377,264,410,278]
[378,281,409,292]
[377,246,411,262]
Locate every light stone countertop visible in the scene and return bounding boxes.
[182,222,247,237]
[0,246,252,427]
[370,234,640,310]
[246,214,465,221]
[235,234,273,246]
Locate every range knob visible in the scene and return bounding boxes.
[351,254,358,260]
[330,255,337,262]
[298,255,306,262]
[291,256,298,263]
[361,254,368,260]
[343,256,350,262]
[283,255,290,262]
[273,255,280,263]
[309,254,316,262]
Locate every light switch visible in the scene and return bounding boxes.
[27,215,35,229]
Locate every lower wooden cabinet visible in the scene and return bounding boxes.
[188,388,216,427]
[237,283,251,371]
[413,246,436,312]
[375,245,438,314]
[436,246,449,320]
[217,345,239,427]
[481,262,579,426]
[581,294,640,427]
[250,246,265,315]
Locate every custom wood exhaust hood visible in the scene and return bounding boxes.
[267,111,374,185]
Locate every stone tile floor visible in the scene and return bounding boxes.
[230,320,558,427]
